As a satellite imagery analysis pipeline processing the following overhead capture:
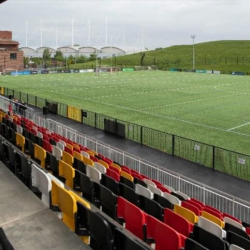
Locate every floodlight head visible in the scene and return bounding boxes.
[191,35,196,39]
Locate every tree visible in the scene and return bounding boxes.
[76,55,87,63]
[42,48,51,69]
[23,56,29,68]
[88,53,97,61]
[54,50,64,62]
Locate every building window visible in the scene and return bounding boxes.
[10,53,17,60]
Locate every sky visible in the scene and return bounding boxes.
[0,0,250,51]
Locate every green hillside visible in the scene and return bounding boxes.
[71,40,250,73]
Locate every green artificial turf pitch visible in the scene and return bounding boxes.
[1,70,250,155]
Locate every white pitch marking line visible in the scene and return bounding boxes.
[227,122,250,131]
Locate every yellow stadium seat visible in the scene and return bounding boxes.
[201,211,225,228]
[34,144,46,168]
[62,151,74,166]
[73,151,83,161]
[82,156,94,167]
[16,133,25,152]
[174,204,198,224]
[66,143,73,150]
[59,160,75,189]
[51,181,90,243]
[111,163,121,171]
[98,160,109,169]
[121,171,134,182]
[73,144,80,150]
[87,150,95,157]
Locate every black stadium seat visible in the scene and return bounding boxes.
[0,228,14,250]
[118,183,140,207]
[224,223,250,240]
[185,238,209,250]
[226,231,250,249]
[101,174,119,195]
[153,193,174,210]
[114,228,151,250]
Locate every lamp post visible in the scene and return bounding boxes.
[191,35,196,70]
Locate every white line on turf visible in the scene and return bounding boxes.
[227,122,250,131]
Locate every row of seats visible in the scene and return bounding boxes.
[1,111,250,250]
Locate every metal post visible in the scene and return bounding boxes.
[191,35,196,70]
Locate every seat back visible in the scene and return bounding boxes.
[101,174,119,195]
[154,194,174,210]
[185,238,209,250]
[135,184,153,199]
[88,210,113,250]
[73,158,86,174]
[225,223,249,240]
[139,195,164,221]
[163,193,181,205]
[20,153,31,187]
[143,179,156,187]
[62,151,74,166]
[164,208,193,237]
[201,211,224,228]
[175,191,190,200]
[86,165,101,183]
[56,141,65,151]
[34,144,46,168]
[174,204,198,224]
[198,216,225,239]
[52,145,62,160]
[100,184,117,219]
[203,206,223,220]
[94,162,107,174]
[81,151,90,159]
[229,244,245,250]
[192,224,226,250]
[16,132,25,152]
[117,196,146,240]
[31,164,51,207]
[182,200,201,216]
[106,168,120,182]
[114,228,151,250]
[51,180,79,232]
[224,217,244,230]
[227,231,250,249]
[146,215,183,250]
[59,160,75,188]
[119,183,140,207]
[16,124,23,134]
[0,227,14,250]
[148,184,163,196]
[73,151,82,161]
[82,155,94,167]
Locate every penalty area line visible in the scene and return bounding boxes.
[227,122,250,131]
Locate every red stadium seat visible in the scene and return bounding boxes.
[156,185,170,194]
[65,146,73,155]
[117,196,147,240]
[185,199,203,211]
[190,198,205,208]
[109,165,120,175]
[106,168,120,182]
[146,215,186,250]
[181,201,201,216]
[203,207,223,220]
[43,140,52,153]
[222,213,241,224]
[164,208,193,237]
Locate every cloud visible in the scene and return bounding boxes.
[0,0,250,50]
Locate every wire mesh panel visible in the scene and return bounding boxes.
[58,102,67,117]
[36,96,46,108]
[14,90,21,100]
[20,92,28,103]
[96,114,116,130]
[142,127,173,154]
[174,137,213,168]
[27,94,36,106]
[117,120,142,143]
[82,110,95,127]
[215,148,250,181]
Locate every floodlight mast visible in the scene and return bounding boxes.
[191,35,196,70]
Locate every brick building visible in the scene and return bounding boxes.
[0,31,24,72]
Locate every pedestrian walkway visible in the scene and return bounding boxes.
[32,106,250,203]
